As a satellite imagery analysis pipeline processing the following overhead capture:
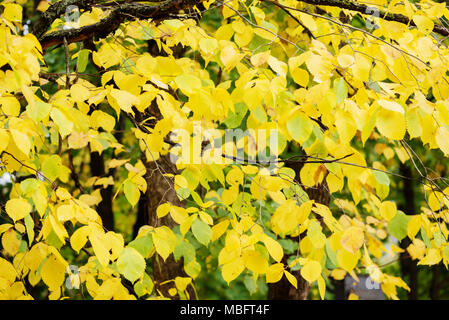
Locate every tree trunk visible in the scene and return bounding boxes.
[138,152,196,299]
[89,151,114,231]
[430,264,440,300]
[268,147,330,299]
[398,163,418,300]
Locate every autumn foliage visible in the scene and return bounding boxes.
[1,0,449,300]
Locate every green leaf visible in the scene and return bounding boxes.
[77,49,90,73]
[224,102,248,128]
[20,179,39,195]
[278,239,297,255]
[286,112,313,144]
[50,108,73,138]
[421,227,431,247]
[373,170,390,186]
[28,101,51,122]
[124,180,140,207]
[174,241,195,263]
[243,276,258,295]
[175,74,201,95]
[334,78,348,105]
[191,218,212,246]
[434,231,445,248]
[134,272,154,297]
[117,247,146,283]
[325,240,338,268]
[128,234,153,258]
[176,187,190,200]
[41,155,63,181]
[184,259,201,278]
[387,211,410,241]
[24,214,34,247]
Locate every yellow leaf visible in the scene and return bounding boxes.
[50,108,74,138]
[5,198,31,222]
[243,250,268,274]
[270,199,300,235]
[174,175,188,189]
[89,231,110,267]
[48,213,68,242]
[307,220,326,249]
[0,97,20,117]
[70,83,91,102]
[70,226,90,253]
[375,100,406,140]
[299,12,317,32]
[211,220,230,241]
[221,186,239,205]
[418,248,442,266]
[266,263,284,283]
[222,257,245,284]
[2,3,22,22]
[379,201,397,221]
[0,223,13,235]
[251,51,271,67]
[413,15,434,35]
[407,239,426,260]
[337,249,360,272]
[169,206,188,225]
[24,242,48,271]
[267,56,287,78]
[199,38,218,55]
[335,110,357,144]
[284,270,297,289]
[337,53,355,68]
[174,276,192,292]
[341,226,365,253]
[90,110,116,132]
[318,276,326,299]
[10,129,31,156]
[152,226,176,261]
[0,257,17,286]
[36,0,50,12]
[0,129,9,153]
[41,255,66,290]
[331,268,346,280]
[226,166,243,186]
[56,204,75,222]
[291,68,309,87]
[175,74,202,95]
[262,235,284,262]
[436,126,449,155]
[348,293,359,300]
[156,203,171,218]
[407,215,422,240]
[300,259,321,283]
[110,89,138,113]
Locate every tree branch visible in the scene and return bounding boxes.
[38,0,202,49]
[33,0,93,39]
[264,0,449,37]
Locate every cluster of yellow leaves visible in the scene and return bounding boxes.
[2,0,449,301]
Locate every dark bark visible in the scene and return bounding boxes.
[38,0,203,49]
[330,278,346,300]
[398,163,418,300]
[264,0,449,36]
[140,149,196,299]
[268,145,330,300]
[89,151,114,231]
[268,254,310,299]
[33,0,93,39]
[430,264,440,300]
